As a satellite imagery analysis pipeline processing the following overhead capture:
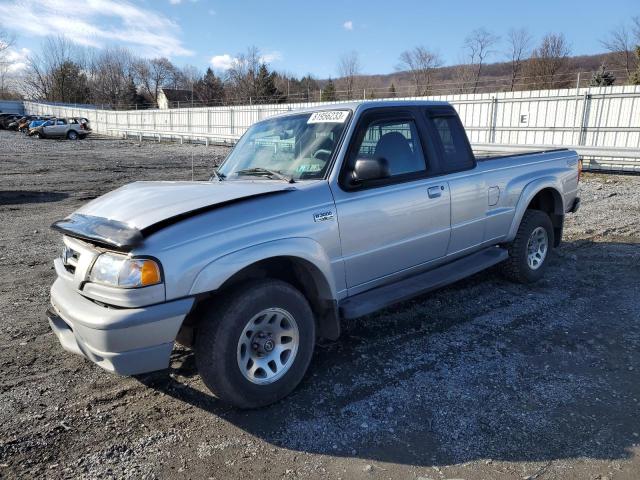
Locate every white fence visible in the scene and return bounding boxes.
[24,85,640,172]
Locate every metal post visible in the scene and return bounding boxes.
[579,93,591,146]
[488,97,498,143]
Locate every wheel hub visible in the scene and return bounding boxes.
[237,308,300,385]
[526,226,549,270]
[251,332,275,355]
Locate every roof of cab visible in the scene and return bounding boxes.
[267,99,451,120]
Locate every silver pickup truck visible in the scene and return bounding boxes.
[48,101,580,408]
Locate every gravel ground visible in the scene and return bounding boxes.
[0,130,639,480]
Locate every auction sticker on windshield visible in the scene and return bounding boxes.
[307,111,349,124]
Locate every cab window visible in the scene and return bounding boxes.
[427,113,475,173]
[354,119,426,176]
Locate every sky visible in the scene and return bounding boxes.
[0,0,638,78]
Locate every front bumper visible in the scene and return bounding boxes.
[48,278,194,375]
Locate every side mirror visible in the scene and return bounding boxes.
[351,157,391,183]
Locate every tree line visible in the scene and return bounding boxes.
[1,17,640,108]
[14,37,303,108]
[331,17,640,100]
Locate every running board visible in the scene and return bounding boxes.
[339,247,509,320]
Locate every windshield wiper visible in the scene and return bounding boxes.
[209,168,226,181]
[235,167,295,183]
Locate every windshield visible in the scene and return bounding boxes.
[218,110,350,181]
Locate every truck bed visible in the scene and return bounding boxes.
[475,148,570,162]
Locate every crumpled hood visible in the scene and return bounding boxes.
[75,180,295,230]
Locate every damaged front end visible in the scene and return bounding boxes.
[51,213,143,251]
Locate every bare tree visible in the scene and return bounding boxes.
[601,23,637,79]
[464,28,500,93]
[526,33,571,90]
[397,46,442,95]
[88,47,133,106]
[133,57,177,106]
[506,28,532,91]
[226,46,262,103]
[0,28,16,94]
[633,16,640,43]
[451,55,475,94]
[337,51,361,99]
[24,36,87,101]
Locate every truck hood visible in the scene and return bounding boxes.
[53,180,295,250]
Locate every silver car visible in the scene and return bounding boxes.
[30,117,91,140]
[47,101,580,408]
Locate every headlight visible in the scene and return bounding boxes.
[89,253,162,288]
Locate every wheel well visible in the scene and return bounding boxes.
[526,188,564,246]
[181,257,340,346]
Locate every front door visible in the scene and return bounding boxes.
[331,110,451,292]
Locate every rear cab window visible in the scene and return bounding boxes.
[425,107,475,174]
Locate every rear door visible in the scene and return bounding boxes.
[331,107,451,292]
[53,119,68,136]
[424,107,485,255]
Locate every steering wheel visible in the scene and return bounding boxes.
[312,149,332,161]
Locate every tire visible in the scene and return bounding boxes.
[501,209,554,284]
[195,279,316,409]
[67,130,79,140]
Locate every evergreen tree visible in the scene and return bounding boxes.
[388,83,397,98]
[321,78,337,102]
[590,64,616,86]
[194,68,225,105]
[255,64,285,103]
[50,61,90,104]
[299,75,318,101]
[122,76,148,108]
[631,47,640,85]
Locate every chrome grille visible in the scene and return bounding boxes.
[61,245,80,274]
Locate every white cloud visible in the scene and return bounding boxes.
[169,0,182,4]
[0,0,194,57]
[210,51,283,71]
[210,54,235,70]
[343,20,354,31]
[261,51,283,64]
[3,47,31,73]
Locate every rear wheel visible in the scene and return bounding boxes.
[195,279,315,409]
[67,130,79,140]
[501,209,554,283]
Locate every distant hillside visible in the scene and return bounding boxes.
[322,52,630,98]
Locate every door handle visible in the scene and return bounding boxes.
[427,186,442,198]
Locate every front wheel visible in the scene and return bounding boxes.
[195,279,315,409]
[501,209,554,283]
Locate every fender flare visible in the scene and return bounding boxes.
[188,237,339,301]
[505,177,565,243]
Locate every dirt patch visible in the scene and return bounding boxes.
[0,131,639,479]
